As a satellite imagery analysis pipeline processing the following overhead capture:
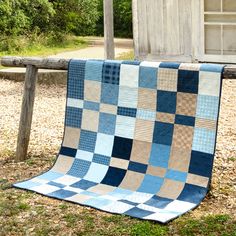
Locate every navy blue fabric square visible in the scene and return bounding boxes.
[178,70,199,94]
[175,115,195,127]
[102,62,120,85]
[189,151,214,177]
[101,167,126,186]
[68,60,86,99]
[59,147,77,157]
[101,83,119,105]
[71,179,97,190]
[156,91,176,114]
[159,62,180,69]
[112,136,133,160]
[125,207,154,218]
[48,189,77,198]
[78,130,97,152]
[65,107,82,128]
[178,184,207,204]
[153,121,174,145]
[117,107,137,117]
[128,161,147,174]
[145,196,172,209]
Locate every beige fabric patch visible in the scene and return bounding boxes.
[100,103,117,114]
[51,155,74,174]
[146,166,167,178]
[176,92,197,117]
[169,147,192,172]
[130,140,152,164]
[157,179,185,199]
[81,110,99,132]
[195,118,216,130]
[138,88,156,110]
[63,127,80,148]
[156,112,175,123]
[84,80,101,102]
[120,170,144,191]
[67,194,92,203]
[89,184,115,195]
[110,158,129,169]
[172,124,194,150]
[134,119,155,142]
[157,68,178,92]
[187,173,209,188]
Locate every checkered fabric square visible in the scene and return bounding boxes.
[14,60,224,223]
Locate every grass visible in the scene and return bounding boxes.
[0,34,87,58]
[0,184,235,236]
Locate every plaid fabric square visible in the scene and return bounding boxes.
[102,61,120,85]
[14,59,224,223]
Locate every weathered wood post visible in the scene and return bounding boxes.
[16,65,38,161]
[103,0,115,59]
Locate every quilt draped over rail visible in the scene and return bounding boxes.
[14,60,224,223]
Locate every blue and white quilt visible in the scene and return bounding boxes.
[14,60,224,223]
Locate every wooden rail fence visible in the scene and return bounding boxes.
[1,56,236,161]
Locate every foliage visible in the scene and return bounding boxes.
[96,0,133,38]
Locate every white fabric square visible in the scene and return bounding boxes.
[95,133,114,156]
[118,86,138,108]
[115,115,136,139]
[31,177,49,184]
[101,201,134,213]
[144,211,178,223]
[124,192,153,203]
[31,184,60,194]
[199,71,221,96]
[63,186,84,194]
[75,150,93,161]
[164,200,196,213]
[53,175,80,185]
[67,98,84,108]
[140,61,161,68]
[120,64,139,87]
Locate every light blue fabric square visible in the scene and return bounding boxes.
[84,163,109,183]
[85,60,103,81]
[165,169,187,182]
[136,109,156,121]
[101,84,119,105]
[138,175,164,194]
[196,95,219,120]
[192,127,216,154]
[200,64,224,73]
[109,188,133,198]
[149,144,171,168]
[139,66,157,89]
[84,197,112,208]
[38,171,63,181]
[14,180,42,189]
[98,113,116,135]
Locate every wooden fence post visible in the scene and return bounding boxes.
[104,0,115,59]
[16,65,38,161]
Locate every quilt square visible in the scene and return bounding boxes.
[67,159,91,178]
[85,60,103,82]
[178,70,199,94]
[153,121,174,145]
[120,64,139,87]
[101,167,126,187]
[84,80,101,102]
[65,107,82,128]
[138,88,157,111]
[139,66,157,89]
[156,91,177,114]
[81,110,99,132]
[78,130,97,152]
[101,83,119,105]
[112,136,133,160]
[118,86,138,108]
[102,61,120,85]
[95,133,114,156]
[157,68,178,91]
[115,115,136,139]
[138,175,164,194]
[98,112,116,135]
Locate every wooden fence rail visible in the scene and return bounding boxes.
[1,56,236,161]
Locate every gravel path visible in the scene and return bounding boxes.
[0,78,235,218]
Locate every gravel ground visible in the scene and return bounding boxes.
[0,78,235,218]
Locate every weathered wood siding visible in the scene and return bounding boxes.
[133,0,198,62]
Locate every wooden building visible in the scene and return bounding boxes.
[132,0,236,63]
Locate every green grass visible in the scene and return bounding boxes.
[116,50,134,60]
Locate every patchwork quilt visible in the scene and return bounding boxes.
[14,60,224,223]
